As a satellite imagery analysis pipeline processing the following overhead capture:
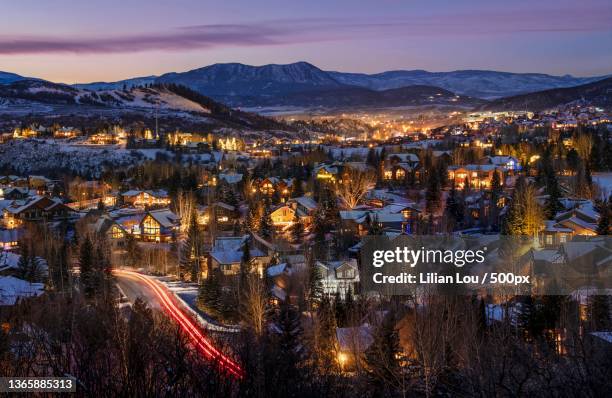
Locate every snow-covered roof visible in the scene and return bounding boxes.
[0,276,44,305]
[267,263,288,278]
[336,324,374,353]
[147,209,179,228]
[219,172,243,184]
[291,196,317,211]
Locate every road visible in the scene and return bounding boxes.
[113,269,244,378]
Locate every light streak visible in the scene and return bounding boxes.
[113,269,244,378]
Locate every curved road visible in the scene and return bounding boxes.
[113,269,244,378]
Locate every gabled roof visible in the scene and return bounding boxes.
[147,209,180,228]
[291,196,317,211]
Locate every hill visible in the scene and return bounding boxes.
[482,77,612,111]
[0,80,289,131]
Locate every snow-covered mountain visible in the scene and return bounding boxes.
[327,70,610,99]
[72,62,610,106]
[0,71,29,85]
[0,80,289,131]
[155,62,343,101]
[482,77,612,111]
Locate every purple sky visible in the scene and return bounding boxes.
[1,0,611,83]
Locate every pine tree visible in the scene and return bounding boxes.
[307,254,324,309]
[259,205,273,239]
[16,245,42,283]
[291,177,304,198]
[272,300,305,391]
[316,295,337,369]
[596,201,610,235]
[365,313,401,395]
[79,236,95,297]
[198,270,222,317]
[245,201,261,233]
[180,212,201,281]
[290,212,304,243]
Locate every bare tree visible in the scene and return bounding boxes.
[174,189,196,233]
[336,167,375,209]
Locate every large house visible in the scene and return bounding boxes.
[121,190,171,207]
[96,208,180,242]
[270,204,296,227]
[2,196,74,229]
[316,259,360,299]
[448,165,505,189]
[209,235,268,276]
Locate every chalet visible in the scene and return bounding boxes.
[316,259,359,299]
[0,228,22,250]
[218,172,243,185]
[197,202,238,229]
[315,164,339,182]
[96,208,179,242]
[340,209,408,236]
[141,209,180,242]
[383,163,412,181]
[209,236,268,276]
[1,187,33,201]
[270,204,296,227]
[448,165,504,189]
[121,190,171,207]
[3,196,74,229]
[481,155,520,171]
[552,203,599,236]
[289,196,318,225]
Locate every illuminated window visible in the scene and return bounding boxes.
[143,217,160,237]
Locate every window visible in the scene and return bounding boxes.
[143,216,160,238]
[559,234,567,243]
[546,235,553,245]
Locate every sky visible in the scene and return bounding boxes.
[1,0,611,83]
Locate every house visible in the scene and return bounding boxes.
[340,208,408,236]
[481,155,520,171]
[552,202,599,236]
[0,228,22,250]
[448,165,504,189]
[53,126,81,138]
[141,209,180,242]
[218,172,243,185]
[316,259,359,299]
[3,196,74,229]
[96,208,180,242]
[209,235,268,276]
[121,190,171,207]
[289,196,318,225]
[196,202,238,229]
[315,164,339,182]
[270,205,296,227]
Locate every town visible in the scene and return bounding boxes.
[0,99,610,396]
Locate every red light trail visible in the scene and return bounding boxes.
[112,269,244,379]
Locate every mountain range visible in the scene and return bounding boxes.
[69,62,609,104]
[1,62,610,113]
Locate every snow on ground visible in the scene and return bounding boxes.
[157,278,240,333]
[0,276,44,305]
[592,172,612,198]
